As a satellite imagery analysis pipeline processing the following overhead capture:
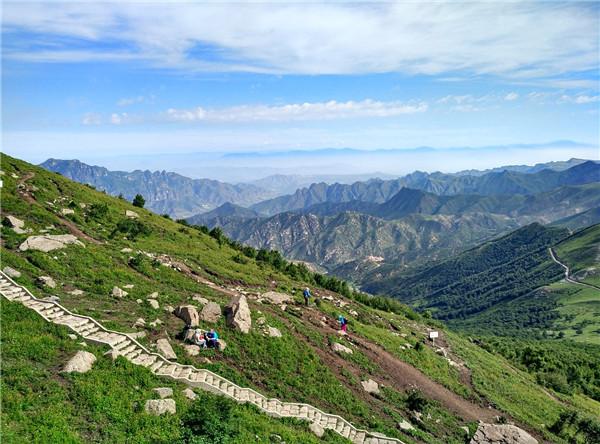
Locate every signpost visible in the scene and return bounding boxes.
[429,331,439,346]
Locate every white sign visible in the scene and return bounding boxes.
[429,331,439,339]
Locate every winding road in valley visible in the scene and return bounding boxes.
[548,248,599,290]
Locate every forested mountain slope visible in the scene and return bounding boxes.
[3,153,599,443]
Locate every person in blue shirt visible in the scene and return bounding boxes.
[338,315,348,333]
[303,287,312,306]
[206,329,220,349]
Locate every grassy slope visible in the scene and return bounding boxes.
[1,154,598,443]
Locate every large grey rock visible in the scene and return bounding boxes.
[398,419,415,431]
[4,215,27,234]
[144,399,176,415]
[470,423,538,444]
[112,286,128,298]
[125,210,139,218]
[309,421,325,438]
[174,305,200,327]
[153,387,173,399]
[37,275,57,288]
[332,342,353,354]
[200,302,221,323]
[147,299,160,310]
[260,291,293,304]
[225,295,252,334]
[267,326,282,338]
[361,379,380,394]
[19,234,84,252]
[63,351,96,373]
[182,388,197,400]
[156,339,177,360]
[2,266,21,278]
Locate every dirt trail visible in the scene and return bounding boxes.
[17,171,101,245]
[300,308,499,422]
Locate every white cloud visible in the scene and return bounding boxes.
[117,96,148,107]
[107,99,428,125]
[2,2,598,80]
[82,112,102,125]
[559,94,600,104]
[504,92,519,101]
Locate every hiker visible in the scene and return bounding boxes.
[206,329,220,349]
[303,287,312,306]
[338,314,348,333]
[192,328,207,348]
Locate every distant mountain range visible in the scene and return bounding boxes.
[250,160,600,216]
[40,159,276,218]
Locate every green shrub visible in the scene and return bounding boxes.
[132,194,145,208]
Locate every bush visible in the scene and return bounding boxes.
[406,389,429,412]
[132,194,145,208]
[113,219,151,240]
[87,202,109,221]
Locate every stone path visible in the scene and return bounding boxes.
[0,270,403,444]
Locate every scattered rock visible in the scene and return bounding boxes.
[2,266,21,278]
[60,208,75,215]
[398,420,415,431]
[461,426,470,435]
[192,294,209,305]
[183,344,200,356]
[69,289,84,296]
[37,275,57,288]
[164,305,174,313]
[182,388,197,400]
[4,215,27,234]
[144,399,176,415]
[125,210,139,218]
[153,387,173,399]
[149,319,162,328]
[63,351,96,373]
[225,295,252,334]
[19,234,84,252]
[332,343,353,354]
[309,422,325,438]
[256,317,266,326]
[361,379,380,394]
[200,302,221,323]
[156,339,177,360]
[183,328,196,342]
[68,334,78,340]
[134,318,146,328]
[260,291,293,304]
[470,423,538,444]
[174,305,200,327]
[79,203,86,209]
[217,339,227,351]
[112,286,128,298]
[41,295,60,303]
[121,247,133,253]
[148,299,159,309]
[267,326,282,338]
[136,298,143,304]
[123,284,135,289]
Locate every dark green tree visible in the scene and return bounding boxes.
[132,194,145,208]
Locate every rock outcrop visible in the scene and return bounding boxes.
[361,379,380,394]
[332,343,353,354]
[112,286,128,298]
[225,295,251,334]
[2,267,21,278]
[125,210,139,218]
[63,351,96,373]
[267,326,282,338]
[4,215,27,234]
[470,423,538,444]
[19,234,84,252]
[153,387,173,399]
[174,305,200,327]
[37,276,57,288]
[200,301,221,323]
[182,388,197,400]
[260,291,293,304]
[156,339,177,360]
[144,399,176,415]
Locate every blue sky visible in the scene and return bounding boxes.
[2,1,599,175]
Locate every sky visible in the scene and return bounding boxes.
[2,1,599,179]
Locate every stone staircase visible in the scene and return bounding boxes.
[0,271,404,444]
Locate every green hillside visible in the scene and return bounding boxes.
[1,154,599,443]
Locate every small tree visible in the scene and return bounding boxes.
[132,194,145,208]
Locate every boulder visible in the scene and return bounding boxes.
[309,421,325,438]
[225,295,252,334]
[361,379,380,394]
[260,291,293,304]
[63,351,96,373]
[332,343,353,354]
[134,318,146,328]
[199,302,221,323]
[5,215,25,229]
[125,210,139,218]
[148,299,159,310]
[144,399,176,415]
[192,294,209,305]
[182,388,197,400]
[470,423,538,444]
[398,420,415,431]
[183,344,200,356]
[69,289,84,296]
[121,247,133,253]
[174,305,200,327]
[156,339,177,360]
[60,208,75,215]
[2,266,21,278]
[267,326,282,338]
[112,286,128,298]
[37,275,57,288]
[19,234,83,252]
[153,387,173,399]
[217,339,227,351]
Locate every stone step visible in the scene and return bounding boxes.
[149,360,165,373]
[124,348,142,360]
[119,344,137,355]
[79,325,99,336]
[113,339,132,351]
[46,310,66,320]
[157,364,177,376]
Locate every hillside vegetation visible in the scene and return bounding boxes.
[2,153,599,443]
